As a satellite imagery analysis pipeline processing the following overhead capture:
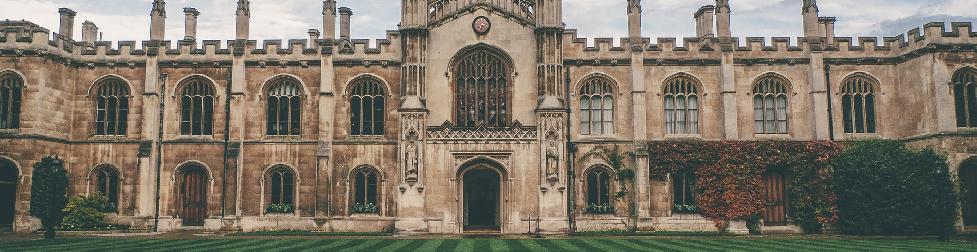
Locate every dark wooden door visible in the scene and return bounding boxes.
[962,163,977,226]
[180,167,207,226]
[0,162,16,229]
[464,168,500,229]
[763,170,789,226]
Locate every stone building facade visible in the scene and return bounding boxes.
[1,0,977,234]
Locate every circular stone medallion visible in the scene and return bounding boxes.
[472,16,491,35]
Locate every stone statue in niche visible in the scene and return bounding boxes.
[404,132,419,185]
[544,133,560,185]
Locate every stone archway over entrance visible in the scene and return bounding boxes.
[961,159,977,227]
[0,158,18,231]
[460,161,505,232]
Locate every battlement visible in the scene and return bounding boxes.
[0,20,402,66]
[562,22,977,61]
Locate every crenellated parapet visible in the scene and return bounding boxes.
[0,20,403,69]
[561,22,977,67]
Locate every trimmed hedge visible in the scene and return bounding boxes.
[832,140,958,236]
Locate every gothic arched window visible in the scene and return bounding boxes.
[753,75,790,134]
[179,77,216,136]
[91,165,120,212]
[352,167,379,214]
[579,77,614,135]
[349,77,386,136]
[954,68,977,128]
[94,77,130,136]
[454,49,511,128]
[586,166,612,208]
[673,170,697,211]
[267,166,295,212]
[0,72,24,130]
[266,77,302,136]
[664,75,700,135]
[841,75,878,134]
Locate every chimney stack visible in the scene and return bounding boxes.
[58,8,76,40]
[323,0,337,40]
[183,7,199,41]
[82,21,98,44]
[339,7,352,39]
[236,0,251,40]
[820,17,837,45]
[802,0,820,39]
[150,0,166,41]
[715,0,731,39]
[308,29,321,46]
[693,6,716,38]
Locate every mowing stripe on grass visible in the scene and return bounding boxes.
[583,239,625,251]
[333,239,376,252]
[296,239,351,252]
[565,239,606,251]
[844,239,947,251]
[663,239,723,251]
[592,238,644,252]
[455,239,477,252]
[789,239,890,252]
[517,239,550,252]
[233,239,294,251]
[488,239,510,251]
[636,239,697,251]
[696,239,764,251]
[157,239,233,252]
[414,239,446,252]
[538,239,583,251]
[723,239,799,251]
[610,239,667,251]
[265,239,319,252]
[432,239,459,252]
[473,239,493,252]
[374,239,412,252]
[87,238,176,252]
[356,239,394,252]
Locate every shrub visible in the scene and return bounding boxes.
[59,193,109,231]
[30,156,69,239]
[586,203,615,214]
[352,203,379,214]
[266,203,294,214]
[832,140,958,236]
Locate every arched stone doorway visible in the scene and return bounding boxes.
[961,159,977,227]
[459,161,505,232]
[0,158,17,231]
[178,164,208,226]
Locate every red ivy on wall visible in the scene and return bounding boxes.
[646,141,842,232]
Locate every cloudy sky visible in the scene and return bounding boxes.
[1,0,975,45]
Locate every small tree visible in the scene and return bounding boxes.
[581,145,637,231]
[29,156,69,239]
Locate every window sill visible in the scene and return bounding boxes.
[840,133,880,140]
[263,213,297,217]
[664,134,702,140]
[754,134,792,140]
[175,136,216,141]
[577,135,619,141]
[89,135,127,141]
[0,129,20,135]
[263,135,302,141]
[350,213,381,218]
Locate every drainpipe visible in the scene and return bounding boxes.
[153,73,167,232]
[825,64,835,141]
[565,66,576,233]
[221,69,232,218]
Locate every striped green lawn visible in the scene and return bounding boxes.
[1,238,975,251]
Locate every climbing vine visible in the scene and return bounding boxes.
[645,141,842,232]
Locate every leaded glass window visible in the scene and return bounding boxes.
[349,77,386,136]
[454,49,510,128]
[954,68,977,128]
[664,76,700,135]
[753,76,790,134]
[266,77,302,136]
[579,77,614,135]
[94,77,130,136]
[179,77,215,136]
[841,75,877,134]
[0,72,23,130]
[268,166,295,209]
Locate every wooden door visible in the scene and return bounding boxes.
[0,162,16,229]
[763,170,789,226]
[962,163,977,226]
[180,167,207,226]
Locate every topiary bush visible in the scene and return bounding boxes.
[30,156,69,239]
[832,140,958,236]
